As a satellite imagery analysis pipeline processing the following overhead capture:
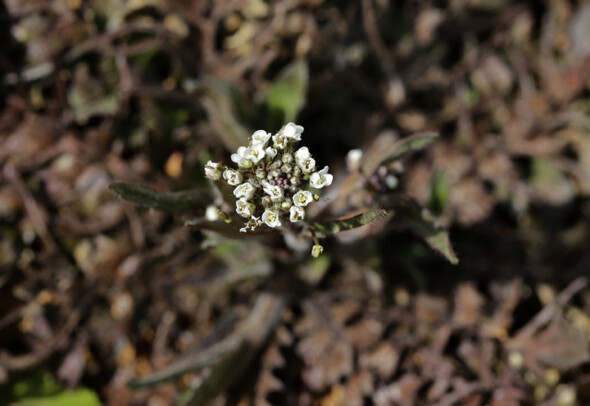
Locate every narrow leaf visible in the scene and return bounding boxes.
[109,183,210,213]
[392,199,458,265]
[309,209,388,238]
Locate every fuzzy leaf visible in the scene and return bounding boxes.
[393,199,458,265]
[309,209,388,238]
[109,183,210,213]
[266,59,309,124]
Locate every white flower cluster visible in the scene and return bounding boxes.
[205,123,333,233]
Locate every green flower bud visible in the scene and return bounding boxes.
[282,153,294,164]
[281,163,292,174]
[281,200,292,210]
[311,244,323,258]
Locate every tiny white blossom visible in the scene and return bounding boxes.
[240,216,261,232]
[262,209,281,228]
[251,130,271,147]
[233,182,255,200]
[231,146,253,168]
[223,169,242,186]
[236,198,255,218]
[295,147,310,162]
[243,144,265,164]
[289,206,305,222]
[265,147,277,159]
[310,166,333,189]
[280,123,303,141]
[204,161,222,181]
[293,190,313,207]
[263,182,284,201]
[295,147,316,173]
[346,149,363,172]
[205,205,220,221]
[272,134,289,150]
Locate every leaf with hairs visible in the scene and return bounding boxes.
[309,209,388,238]
[109,183,211,213]
[391,198,458,265]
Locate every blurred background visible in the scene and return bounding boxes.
[1,0,590,405]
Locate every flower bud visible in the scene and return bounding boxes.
[289,176,300,186]
[281,163,292,174]
[262,196,272,207]
[311,244,323,258]
[293,167,301,177]
[282,153,294,164]
[256,169,266,179]
[281,200,292,210]
[270,161,281,170]
[270,168,281,178]
[313,193,320,201]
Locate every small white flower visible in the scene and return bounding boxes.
[204,161,222,181]
[280,123,303,141]
[272,134,289,150]
[310,166,333,189]
[265,147,277,159]
[236,198,255,218]
[289,206,305,222]
[233,182,256,200]
[262,182,284,201]
[262,209,281,228]
[293,190,313,207]
[346,149,363,172]
[231,146,253,168]
[223,169,242,186]
[251,130,271,147]
[244,144,265,164]
[295,147,310,162]
[240,216,261,232]
[205,205,220,221]
[295,147,316,173]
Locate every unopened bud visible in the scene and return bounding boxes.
[281,200,292,210]
[270,161,281,170]
[311,244,323,258]
[282,153,293,164]
[281,163,292,174]
[270,169,281,178]
[256,169,266,179]
[262,196,272,207]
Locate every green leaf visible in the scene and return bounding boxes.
[428,171,450,215]
[109,183,211,213]
[266,59,309,123]
[393,199,458,265]
[309,209,388,238]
